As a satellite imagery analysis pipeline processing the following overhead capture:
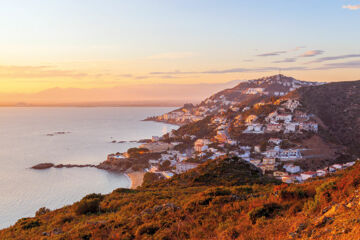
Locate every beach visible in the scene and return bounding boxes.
[126,171,146,189]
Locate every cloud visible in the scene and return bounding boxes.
[273,58,297,63]
[307,54,360,63]
[150,66,308,75]
[256,46,306,57]
[0,65,87,79]
[292,46,306,51]
[256,51,287,57]
[316,60,360,70]
[300,50,324,57]
[342,4,360,10]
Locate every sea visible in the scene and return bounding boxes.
[0,107,178,229]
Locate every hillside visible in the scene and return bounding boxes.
[145,74,324,125]
[290,80,360,156]
[2,157,360,239]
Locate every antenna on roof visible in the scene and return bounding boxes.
[277,69,281,81]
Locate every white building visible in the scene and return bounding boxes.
[243,124,264,134]
[283,164,301,174]
[268,138,282,145]
[175,163,199,174]
[300,171,317,181]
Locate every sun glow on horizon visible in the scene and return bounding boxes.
[0,0,359,103]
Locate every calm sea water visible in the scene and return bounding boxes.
[0,107,177,229]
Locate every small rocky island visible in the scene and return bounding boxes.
[31,163,96,170]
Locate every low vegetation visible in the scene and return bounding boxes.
[2,157,360,239]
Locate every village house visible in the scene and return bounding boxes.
[254,145,261,153]
[265,111,279,123]
[273,171,288,177]
[343,161,356,168]
[263,157,276,165]
[263,148,279,158]
[149,166,159,173]
[300,171,317,181]
[282,99,300,112]
[245,88,264,95]
[259,164,276,174]
[284,122,298,133]
[266,123,283,133]
[177,154,188,162]
[268,138,282,145]
[140,142,174,153]
[294,111,310,122]
[331,164,343,170]
[243,124,264,134]
[276,114,293,123]
[316,169,328,177]
[329,166,337,173]
[194,139,210,152]
[299,122,318,132]
[242,107,250,112]
[278,149,302,161]
[263,147,302,161]
[283,164,301,174]
[175,162,199,174]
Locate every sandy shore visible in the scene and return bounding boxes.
[126,171,145,189]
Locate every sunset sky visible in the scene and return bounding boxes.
[0,0,359,104]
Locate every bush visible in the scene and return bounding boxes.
[58,215,74,224]
[136,223,160,237]
[248,203,283,224]
[35,207,50,217]
[19,219,41,230]
[143,172,162,185]
[75,198,101,215]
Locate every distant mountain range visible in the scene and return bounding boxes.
[0,80,242,107]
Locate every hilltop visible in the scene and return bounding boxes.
[145,75,324,125]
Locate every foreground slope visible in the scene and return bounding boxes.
[1,158,360,239]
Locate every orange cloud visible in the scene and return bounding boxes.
[342,4,360,10]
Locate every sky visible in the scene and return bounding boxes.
[0,0,359,104]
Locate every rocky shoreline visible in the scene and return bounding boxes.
[31,163,97,170]
[31,162,145,189]
[143,117,184,126]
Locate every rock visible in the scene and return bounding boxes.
[31,163,54,170]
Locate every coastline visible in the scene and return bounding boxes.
[126,171,146,189]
